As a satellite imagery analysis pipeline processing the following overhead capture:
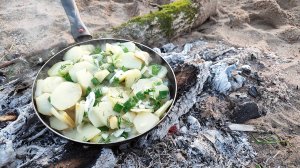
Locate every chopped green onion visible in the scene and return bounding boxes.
[98,126,109,132]
[63,73,73,82]
[157,90,169,100]
[83,111,88,118]
[48,97,51,103]
[123,98,138,112]
[121,132,129,139]
[102,137,111,143]
[136,91,146,100]
[107,64,115,73]
[117,116,122,128]
[151,64,161,75]
[150,98,161,111]
[123,47,129,53]
[154,81,162,86]
[91,46,102,54]
[91,77,100,85]
[93,99,100,107]
[113,103,124,113]
[144,88,154,95]
[95,89,103,98]
[121,66,128,71]
[86,87,92,96]
[112,78,120,86]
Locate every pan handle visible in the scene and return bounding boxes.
[61,0,92,42]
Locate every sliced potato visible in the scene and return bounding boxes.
[42,76,65,93]
[75,101,85,125]
[35,93,53,116]
[76,69,93,91]
[79,55,94,63]
[80,44,95,53]
[131,77,162,94]
[62,129,78,140]
[95,101,118,126]
[130,108,153,113]
[115,52,142,69]
[47,60,73,77]
[76,123,101,141]
[134,51,152,65]
[154,100,173,118]
[50,108,75,128]
[63,45,95,62]
[50,82,82,110]
[119,69,142,88]
[89,106,105,127]
[133,112,159,134]
[50,116,69,130]
[94,70,110,83]
[122,112,136,123]
[121,42,136,52]
[106,43,123,55]
[108,115,118,129]
[69,61,97,82]
[35,79,44,98]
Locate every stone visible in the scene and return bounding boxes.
[231,102,261,123]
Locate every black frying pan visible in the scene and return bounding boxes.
[32,0,177,146]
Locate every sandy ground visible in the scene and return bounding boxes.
[0,0,299,167]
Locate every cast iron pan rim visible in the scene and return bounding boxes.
[32,38,178,146]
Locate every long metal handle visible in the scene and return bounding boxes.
[61,0,92,42]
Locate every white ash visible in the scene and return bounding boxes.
[0,40,265,167]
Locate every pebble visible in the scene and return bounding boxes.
[180,126,188,134]
[187,116,198,124]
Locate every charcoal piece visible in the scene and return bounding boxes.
[231,102,261,123]
[248,86,259,98]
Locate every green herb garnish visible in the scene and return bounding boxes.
[95,89,103,98]
[123,98,138,112]
[83,111,88,118]
[86,87,92,96]
[112,78,120,86]
[91,47,102,55]
[151,64,161,75]
[107,64,115,73]
[48,97,51,103]
[136,91,146,100]
[113,103,124,113]
[123,47,129,53]
[121,66,128,71]
[63,73,73,82]
[117,116,122,128]
[150,98,161,111]
[91,77,100,85]
[98,126,109,132]
[102,137,111,143]
[157,90,169,100]
[121,132,129,139]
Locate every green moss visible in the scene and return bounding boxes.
[115,0,198,38]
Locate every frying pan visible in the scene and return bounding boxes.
[32,0,177,146]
